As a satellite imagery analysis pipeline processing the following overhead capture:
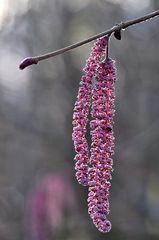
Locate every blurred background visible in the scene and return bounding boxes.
[0,0,159,239]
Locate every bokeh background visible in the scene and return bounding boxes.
[0,0,159,239]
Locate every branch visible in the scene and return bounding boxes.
[19,10,159,70]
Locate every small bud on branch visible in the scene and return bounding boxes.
[19,57,38,70]
[114,29,122,40]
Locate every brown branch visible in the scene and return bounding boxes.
[19,10,159,70]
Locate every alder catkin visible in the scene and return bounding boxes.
[72,37,117,233]
[88,58,117,232]
[72,37,108,186]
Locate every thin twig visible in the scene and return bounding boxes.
[19,10,159,70]
[106,35,110,61]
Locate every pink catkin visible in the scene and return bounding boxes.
[72,37,108,186]
[88,58,117,232]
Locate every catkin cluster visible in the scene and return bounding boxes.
[72,36,117,232]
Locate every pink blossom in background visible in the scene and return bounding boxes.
[72,36,108,186]
[25,174,76,240]
[88,59,117,232]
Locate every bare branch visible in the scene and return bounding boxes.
[19,10,159,70]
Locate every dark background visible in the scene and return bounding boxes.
[0,0,159,239]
